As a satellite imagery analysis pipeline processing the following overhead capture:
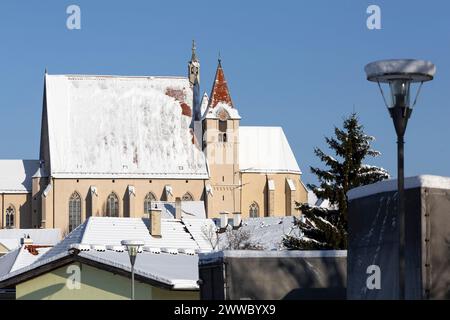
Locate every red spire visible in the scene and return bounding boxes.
[208,60,233,108]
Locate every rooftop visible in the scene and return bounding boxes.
[347,175,450,201]
[0,228,61,251]
[0,160,40,193]
[44,74,208,179]
[239,127,301,174]
[0,216,215,290]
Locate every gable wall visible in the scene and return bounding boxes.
[16,262,199,300]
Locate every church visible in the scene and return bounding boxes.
[0,43,307,233]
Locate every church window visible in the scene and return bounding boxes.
[5,205,15,229]
[106,192,119,217]
[144,192,157,214]
[182,192,194,201]
[249,202,259,218]
[218,120,227,142]
[69,192,82,232]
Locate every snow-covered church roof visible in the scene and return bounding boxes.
[0,160,40,193]
[44,75,208,179]
[239,127,301,174]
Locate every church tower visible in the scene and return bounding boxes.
[188,40,201,122]
[203,59,241,217]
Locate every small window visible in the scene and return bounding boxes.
[182,192,194,201]
[106,192,119,217]
[144,192,157,214]
[218,132,227,142]
[5,205,15,229]
[249,202,259,218]
[218,120,227,142]
[219,120,227,132]
[69,192,82,232]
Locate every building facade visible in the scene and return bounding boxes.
[0,44,307,234]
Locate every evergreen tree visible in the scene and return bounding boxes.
[309,113,389,221]
[284,113,389,250]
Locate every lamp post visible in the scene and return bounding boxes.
[365,59,436,299]
[121,240,144,300]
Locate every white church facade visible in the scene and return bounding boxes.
[0,43,307,233]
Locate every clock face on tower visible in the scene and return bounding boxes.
[218,109,229,121]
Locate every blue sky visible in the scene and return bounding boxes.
[0,0,449,184]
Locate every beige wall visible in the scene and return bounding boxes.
[1,173,308,231]
[46,178,205,234]
[0,193,32,229]
[240,173,308,218]
[16,262,199,300]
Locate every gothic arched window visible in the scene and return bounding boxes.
[106,192,119,217]
[218,120,228,142]
[144,192,157,214]
[249,202,259,218]
[182,192,194,201]
[69,192,82,232]
[5,205,15,229]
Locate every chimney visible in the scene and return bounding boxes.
[21,235,33,245]
[175,197,182,220]
[220,211,229,229]
[232,212,242,229]
[149,205,162,238]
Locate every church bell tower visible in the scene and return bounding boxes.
[188,40,201,122]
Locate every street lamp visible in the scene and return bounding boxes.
[121,240,144,300]
[365,59,436,299]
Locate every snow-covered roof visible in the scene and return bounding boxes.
[307,190,318,206]
[239,127,301,174]
[0,245,52,279]
[0,160,40,193]
[199,250,347,265]
[200,93,209,118]
[72,217,214,252]
[218,216,299,251]
[0,229,61,251]
[77,250,199,289]
[204,102,241,119]
[146,201,206,219]
[0,216,215,289]
[347,175,450,201]
[44,74,208,179]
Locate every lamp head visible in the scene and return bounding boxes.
[365,59,436,109]
[121,240,144,266]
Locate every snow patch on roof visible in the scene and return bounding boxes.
[239,127,301,174]
[0,229,61,250]
[347,175,450,200]
[0,160,40,193]
[199,249,347,264]
[204,102,240,119]
[218,217,298,251]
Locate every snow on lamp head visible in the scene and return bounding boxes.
[365,59,436,109]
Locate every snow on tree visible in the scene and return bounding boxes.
[284,113,389,250]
